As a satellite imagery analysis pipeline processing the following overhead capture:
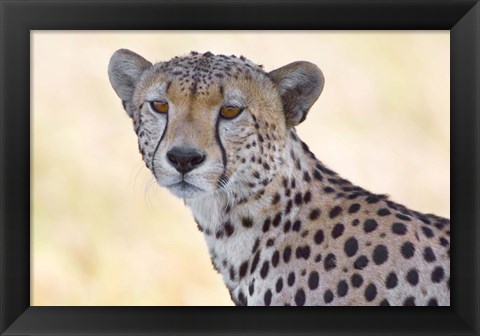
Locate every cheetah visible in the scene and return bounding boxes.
[108,49,450,306]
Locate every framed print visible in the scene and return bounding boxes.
[30,31,450,308]
[1,0,479,335]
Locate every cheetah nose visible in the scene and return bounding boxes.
[166,147,206,174]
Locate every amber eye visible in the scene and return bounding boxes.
[150,101,169,114]
[220,106,243,119]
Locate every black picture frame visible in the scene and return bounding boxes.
[1,0,479,335]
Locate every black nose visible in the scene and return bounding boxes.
[166,147,206,174]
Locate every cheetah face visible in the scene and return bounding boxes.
[109,50,324,199]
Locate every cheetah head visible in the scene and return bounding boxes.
[108,50,324,199]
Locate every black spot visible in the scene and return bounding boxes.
[224,222,234,237]
[337,280,349,297]
[364,219,378,233]
[431,266,444,283]
[324,289,334,304]
[276,278,283,293]
[248,282,254,296]
[296,246,311,260]
[272,251,280,267]
[427,298,439,306]
[292,220,302,232]
[418,215,431,225]
[316,163,335,175]
[309,208,321,220]
[331,223,345,239]
[344,237,359,257]
[372,245,389,265]
[379,299,390,306]
[324,253,337,271]
[294,192,303,205]
[439,237,449,246]
[421,226,434,238]
[260,261,270,279]
[272,213,282,227]
[403,297,416,306]
[283,220,292,233]
[294,289,306,306]
[329,206,342,219]
[352,219,360,226]
[396,213,412,221]
[237,291,247,306]
[287,272,296,286]
[252,238,260,253]
[264,289,272,306]
[385,272,398,289]
[229,266,236,280]
[262,218,271,232]
[272,193,281,205]
[283,246,292,263]
[239,261,248,278]
[241,217,253,228]
[423,247,436,262]
[366,195,380,203]
[314,230,324,244]
[285,200,293,215]
[266,238,275,247]
[351,273,363,288]
[313,170,323,181]
[314,254,322,262]
[215,229,224,239]
[377,208,391,216]
[304,191,312,203]
[295,160,301,170]
[401,241,415,259]
[250,251,260,273]
[354,255,369,270]
[324,186,335,193]
[391,222,407,235]
[348,203,361,214]
[303,171,311,182]
[348,193,360,200]
[364,283,377,302]
[406,269,419,286]
[308,271,319,290]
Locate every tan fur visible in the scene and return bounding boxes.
[109,50,450,306]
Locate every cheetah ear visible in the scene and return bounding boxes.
[108,49,152,117]
[268,61,324,127]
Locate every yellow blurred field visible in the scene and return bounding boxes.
[32,31,449,306]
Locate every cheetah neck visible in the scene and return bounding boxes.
[185,129,346,292]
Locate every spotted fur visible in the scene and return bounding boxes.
[109,50,450,306]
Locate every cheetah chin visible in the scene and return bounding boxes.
[167,180,205,199]
[109,50,450,306]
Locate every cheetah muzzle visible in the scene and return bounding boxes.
[108,49,450,306]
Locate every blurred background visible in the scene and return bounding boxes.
[32,31,449,306]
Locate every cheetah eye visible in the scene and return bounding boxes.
[149,101,169,114]
[220,106,243,119]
